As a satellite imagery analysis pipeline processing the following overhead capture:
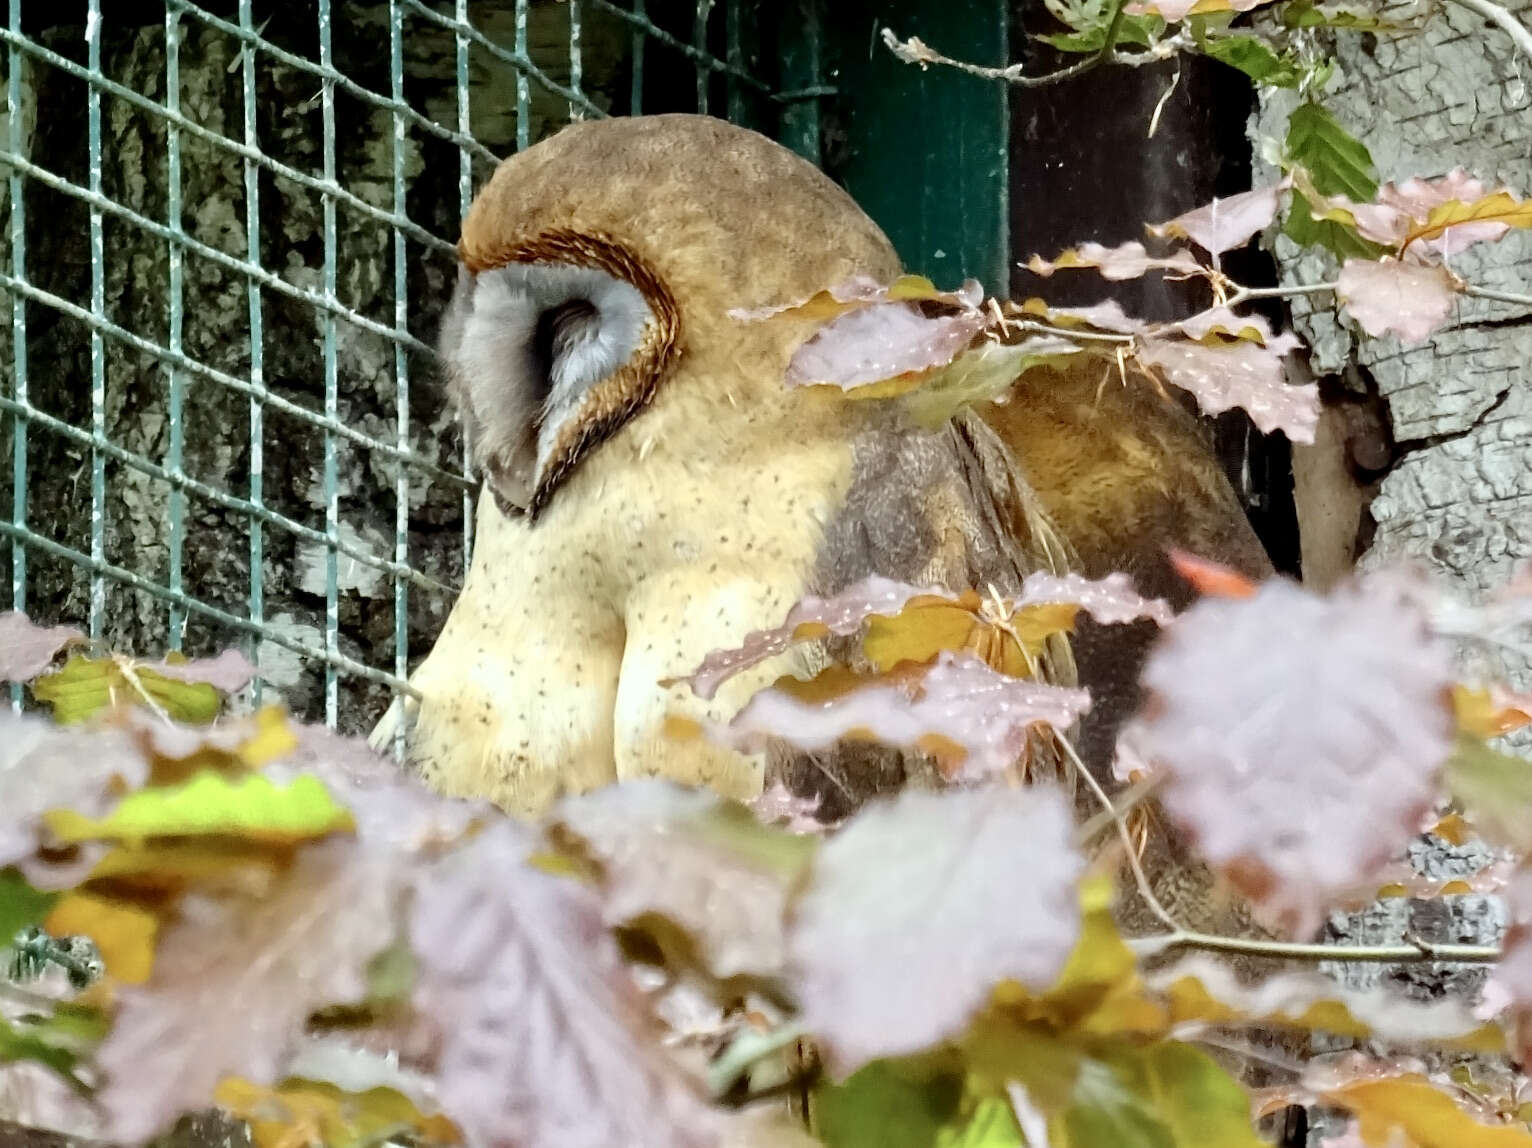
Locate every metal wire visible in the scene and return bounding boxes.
[0,2,810,726]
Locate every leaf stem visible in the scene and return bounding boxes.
[1463,282,1532,309]
[1224,281,1340,307]
[1131,929,1502,964]
[708,1020,810,1098]
[1056,735,1181,932]
[880,0,1170,89]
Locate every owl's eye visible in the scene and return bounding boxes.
[443,260,657,515]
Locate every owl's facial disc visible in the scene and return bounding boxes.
[444,260,660,516]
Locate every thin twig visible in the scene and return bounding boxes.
[1463,282,1532,309]
[881,0,1162,89]
[1055,734,1181,932]
[708,1021,809,1098]
[1075,770,1163,844]
[1224,281,1340,307]
[1131,929,1502,964]
[1441,0,1532,62]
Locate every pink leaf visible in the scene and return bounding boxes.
[0,611,83,683]
[552,780,811,978]
[785,304,986,389]
[1170,306,1303,353]
[1023,241,1204,280]
[0,712,148,868]
[788,786,1084,1074]
[677,575,947,701]
[677,572,1172,700]
[411,822,718,1148]
[1139,574,1455,938]
[1336,259,1458,344]
[148,648,257,693]
[1135,337,1319,442]
[95,840,401,1142]
[717,650,1092,781]
[1148,183,1288,255]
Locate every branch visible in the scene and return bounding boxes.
[1055,734,1181,932]
[1441,0,1532,62]
[881,0,1177,89]
[1132,929,1503,964]
[1463,282,1532,309]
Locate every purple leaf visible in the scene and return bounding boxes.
[1148,184,1287,255]
[1336,259,1458,344]
[0,612,83,683]
[785,304,986,389]
[1139,573,1455,938]
[1135,336,1319,442]
[717,650,1092,781]
[411,822,719,1148]
[149,649,257,693]
[1023,241,1204,280]
[788,786,1084,1074]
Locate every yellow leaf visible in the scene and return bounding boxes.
[1328,1074,1532,1147]
[84,839,285,899]
[44,772,354,846]
[44,892,157,984]
[1453,685,1532,738]
[236,706,301,767]
[31,655,222,725]
[1432,812,1472,845]
[215,1077,460,1148]
[865,605,979,671]
[1407,192,1532,250]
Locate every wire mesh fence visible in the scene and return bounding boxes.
[0,0,815,732]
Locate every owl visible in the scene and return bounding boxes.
[397,113,1271,824]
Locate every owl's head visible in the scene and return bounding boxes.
[438,114,900,517]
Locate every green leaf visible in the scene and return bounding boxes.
[1200,36,1306,87]
[0,867,58,942]
[1284,102,1378,200]
[937,1096,1025,1147]
[1282,0,1401,29]
[1284,194,1389,260]
[0,1017,91,1094]
[1056,1058,1174,1148]
[1444,735,1532,849]
[818,1061,964,1148]
[32,654,222,725]
[43,771,355,846]
[1112,1043,1266,1148]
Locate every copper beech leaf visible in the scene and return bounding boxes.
[1022,241,1204,280]
[150,649,257,694]
[0,612,84,683]
[93,839,401,1142]
[0,711,150,868]
[679,572,1172,700]
[410,821,720,1148]
[214,1077,461,1148]
[1139,573,1455,937]
[788,786,1084,1075]
[1405,190,1532,256]
[550,780,814,978]
[1487,868,1532,1062]
[1336,259,1458,343]
[44,771,355,847]
[1146,183,1287,255]
[31,654,223,725]
[1134,336,1319,442]
[786,304,987,390]
[730,274,982,322]
[1148,955,1502,1051]
[717,651,1092,782]
[1324,1074,1532,1148]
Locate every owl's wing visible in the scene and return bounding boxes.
[980,359,1274,780]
